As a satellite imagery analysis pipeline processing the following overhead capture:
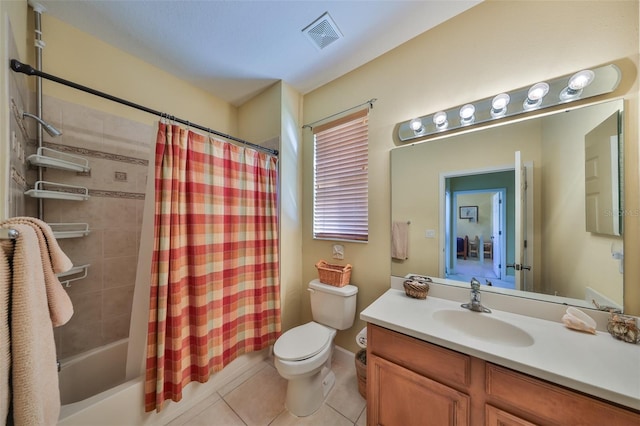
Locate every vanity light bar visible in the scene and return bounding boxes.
[398,64,621,142]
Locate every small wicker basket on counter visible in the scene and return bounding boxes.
[607,312,640,344]
[315,260,352,287]
[403,276,431,300]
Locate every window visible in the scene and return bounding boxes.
[313,109,369,241]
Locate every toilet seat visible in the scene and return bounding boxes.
[274,322,334,361]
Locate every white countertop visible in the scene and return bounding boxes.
[360,289,640,410]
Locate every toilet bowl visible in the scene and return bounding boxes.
[273,280,358,417]
[274,322,336,416]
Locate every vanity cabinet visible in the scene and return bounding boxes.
[368,355,469,425]
[366,324,640,426]
[485,363,640,425]
[367,324,474,425]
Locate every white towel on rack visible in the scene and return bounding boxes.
[391,221,409,260]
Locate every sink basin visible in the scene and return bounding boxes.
[432,309,534,347]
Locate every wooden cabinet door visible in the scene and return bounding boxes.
[485,405,537,426]
[486,363,640,425]
[368,354,470,426]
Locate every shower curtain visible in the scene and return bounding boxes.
[145,123,281,412]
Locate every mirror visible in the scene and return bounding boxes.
[391,99,624,311]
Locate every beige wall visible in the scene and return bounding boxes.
[237,82,281,143]
[302,0,640,352]
[0,0,28,220]
[238,81,304,332]
[41,15,237,131]
[278,82,304,332]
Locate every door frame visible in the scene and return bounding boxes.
[439,165,513,280]
[448,188,507,279]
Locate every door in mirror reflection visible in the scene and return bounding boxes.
[585,111,621,236]
[445,172,511,288]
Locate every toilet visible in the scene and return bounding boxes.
[273,279,358,417]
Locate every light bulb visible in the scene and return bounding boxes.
[409,118,424,133]
[568,70,595,90]
[523,82,549,110]
[491,93,510,118]
[433,111,448,129]
[560,70,595,101]
[459,104,475,125]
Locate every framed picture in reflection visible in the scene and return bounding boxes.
[459,206,478,220]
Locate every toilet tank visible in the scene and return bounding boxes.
[309,279,358,330]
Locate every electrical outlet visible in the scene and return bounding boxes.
[332,244,344,260]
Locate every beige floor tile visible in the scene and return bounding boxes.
[270,403,354,426]
[217,360,271,396]
[224,364,287,426]
[165,393,222,426]
[325,354,366,422]
[166,348,367,426]
[184,399,246,426]
[356,406,367,426]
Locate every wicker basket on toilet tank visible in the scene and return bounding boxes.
[315,260,352,287]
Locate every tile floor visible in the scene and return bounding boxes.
[166,349,367,426]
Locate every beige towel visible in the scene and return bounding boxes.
[391,221,409,260]
[2,217,74,326]
[0,243,10,424]
[1,224,61,425]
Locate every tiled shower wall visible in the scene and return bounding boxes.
[6,21,32,219]
[36,95,154,360]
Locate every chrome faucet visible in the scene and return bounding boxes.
[461,277,491,313]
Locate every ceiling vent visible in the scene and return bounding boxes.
[302,12,343,51]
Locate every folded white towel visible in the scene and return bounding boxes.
[391,221,409,260]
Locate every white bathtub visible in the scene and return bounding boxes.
[58,339,129,406]
[58,348,269,425]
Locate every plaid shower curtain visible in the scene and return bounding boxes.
[145,123,281,412]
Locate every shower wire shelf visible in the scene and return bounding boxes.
[57,264,90,288]
[49,222,91,239]
[24,181,90,201]
[27,147,90,173]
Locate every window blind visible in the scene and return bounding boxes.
[313,109,369,241]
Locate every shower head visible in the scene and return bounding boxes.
[22,111,62,137]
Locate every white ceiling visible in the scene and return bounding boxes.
[37,0,481,106]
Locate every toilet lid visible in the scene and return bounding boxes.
[274,322,334,361]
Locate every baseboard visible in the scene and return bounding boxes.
[334,345,355,364]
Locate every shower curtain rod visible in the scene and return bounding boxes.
[9,59,278,156]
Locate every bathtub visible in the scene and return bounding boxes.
[58,348,269,425]
[58,339,129,406]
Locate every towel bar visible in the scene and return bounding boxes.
[0,228,19,240]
